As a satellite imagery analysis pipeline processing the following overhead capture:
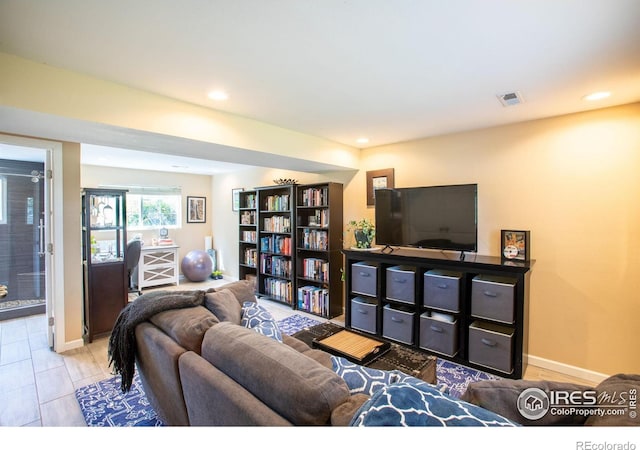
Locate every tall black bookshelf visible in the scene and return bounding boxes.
[256,185,295,306]
[238,190,258,289]
[295,182,344,319]
[237,182,344,318]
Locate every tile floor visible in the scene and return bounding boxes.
[0,278,595,427]
[0,278,334,427]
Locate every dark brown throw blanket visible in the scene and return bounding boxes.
[108,289,206,392]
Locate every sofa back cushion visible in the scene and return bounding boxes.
[150,306,219,353]
[207,279,257,305]
[201,322,350,425]
[204,289,243,324]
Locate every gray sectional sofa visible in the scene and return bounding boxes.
[122,279,639,427]
[132,280,368,425]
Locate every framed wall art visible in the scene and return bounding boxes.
[232,188,243,212]
[501,229,530,261]
[366,168,395,206]
[187,196,206,223]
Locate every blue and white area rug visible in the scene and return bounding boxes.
[278,314,501,398]
[75,314,498,426]
[75,373,163,427]
[276,313,324,335]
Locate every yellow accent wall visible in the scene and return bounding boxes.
[354,102,640,375]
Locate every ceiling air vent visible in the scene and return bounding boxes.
[497,91,524,107]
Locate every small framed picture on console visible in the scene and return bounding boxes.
[501,230,530,261]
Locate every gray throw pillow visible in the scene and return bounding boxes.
[204,289,242,324]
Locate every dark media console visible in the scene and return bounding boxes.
[343,247,533,379]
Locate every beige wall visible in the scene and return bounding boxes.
[61,142,83,343]
[81,165,214,268]
[352,102,640,376]
[210,103,640,376]
[0,52,360,170]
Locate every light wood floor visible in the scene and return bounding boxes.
[0,278,597,427]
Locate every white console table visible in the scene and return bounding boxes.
[137,245,180,290]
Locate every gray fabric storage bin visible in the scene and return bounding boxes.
[350,297,377,334]
[471,275,517,324]
[351,261,377,297]
[386,265,416,304]
[382,304,414,344]
[468,320,514,374]
[423,269,462,312]
[419,313,459,356]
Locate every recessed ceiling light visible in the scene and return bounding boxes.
[207,90,229,101]
[583,91,611,101]
[356,137,369,145]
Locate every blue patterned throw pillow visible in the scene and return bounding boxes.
[350,378,519,427]
[331,356,409,396]
[241,302,283,343]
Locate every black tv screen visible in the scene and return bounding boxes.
[375,184,478,252]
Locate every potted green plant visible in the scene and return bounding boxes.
[347,218,376,249]
[211,270,223,280]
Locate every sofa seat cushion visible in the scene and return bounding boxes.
[202,322,350,425]
[149,306,219,353]
[204,289,242,324]
[281,334,332,369]
[350,378,519,427]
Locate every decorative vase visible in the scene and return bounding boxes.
[354,229,373,249]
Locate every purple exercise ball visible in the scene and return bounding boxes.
[181,250,213,282]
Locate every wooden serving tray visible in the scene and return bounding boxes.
[314,329,390,364]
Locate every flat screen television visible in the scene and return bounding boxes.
[375,184,478,253]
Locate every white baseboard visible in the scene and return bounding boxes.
[527,354,609,385]
[57,338,84,353]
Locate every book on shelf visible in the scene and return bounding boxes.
[301,257,329,282]
[260,235,291,255]
[263,215,291,233]
[242,230,257,243]
[242,193,257,209]
[299,187,329,207]
[264,277,292,302]
[243,248,257,267]
[260,254,292,278]
[264,194,290,212]
[241,211,256,225]
[300,229,328,251]
[297,285,329,316]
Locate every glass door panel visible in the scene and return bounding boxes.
[0,158,46,320]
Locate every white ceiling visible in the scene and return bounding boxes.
[1,0,639,173]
